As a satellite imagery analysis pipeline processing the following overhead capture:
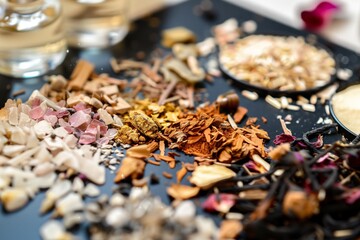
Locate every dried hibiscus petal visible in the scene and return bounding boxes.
[202,193,236,213]
[301,1,340,31]
[342,188,360,204]
[273,133,296,145]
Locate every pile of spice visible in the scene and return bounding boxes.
[219,35,336,91]
[0,19,273,239]
[1,16,357,240]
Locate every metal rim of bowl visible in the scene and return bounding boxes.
[329,83,359,140]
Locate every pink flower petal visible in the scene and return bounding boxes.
[301,1,340,31]
[273,133,296,145]
[202,194,236,213]
[343,188,360,204]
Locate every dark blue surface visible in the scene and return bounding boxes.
[1,0,360,239]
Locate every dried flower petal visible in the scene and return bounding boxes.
[301,1,340,31]
[202,193,236,213]
[273,133,296,145]
[189,165,236,189]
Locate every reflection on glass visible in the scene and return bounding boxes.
[0,0,67,78]
[62,0,129,49]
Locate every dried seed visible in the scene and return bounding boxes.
[286,104,300,111]
[265,95,281,109]
[241,90,258,101]
[302,103,316,112]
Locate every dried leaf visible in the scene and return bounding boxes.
[202,194,236,213]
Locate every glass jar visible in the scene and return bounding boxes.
[0,0,67,78]
[62,0,129,49]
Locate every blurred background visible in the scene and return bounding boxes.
[151,0,359,52]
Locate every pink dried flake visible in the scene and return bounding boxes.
[44,115,58,127]
[343,188,360,204]
[58,119,73,133]
[56,109,70,118]
[79,132,97,145]
[88,119,107,135]
[29,105,46,120]
[202,193,236,213]
[105,128,118,138]
[73,103,91,114]
[57,100,66,108]
[96,137,110,146]
[92,113,100,120]
[30,98,42,108]
[69,111,91,128]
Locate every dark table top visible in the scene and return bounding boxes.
[1,0,360,239]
